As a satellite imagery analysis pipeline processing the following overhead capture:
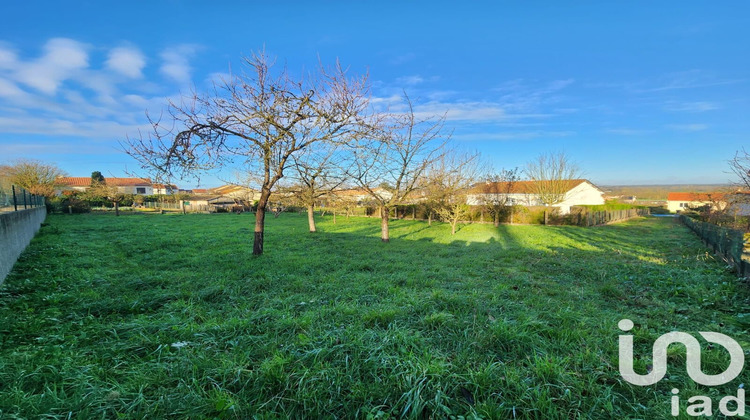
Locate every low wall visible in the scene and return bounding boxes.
[0,207,46,285]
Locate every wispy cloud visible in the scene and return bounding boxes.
[605,128,652,136]
[663,101,719,112]
[160,45,199,84]
[0,38,195,140]
[666,123,708,132]
[106,46,146,78]
[395,75,439,86]
[638,70,743,93]
[15,38,89,94]
[453,130,575,141]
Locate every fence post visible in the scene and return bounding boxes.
[22,189,27,209]
[11,185,18,211]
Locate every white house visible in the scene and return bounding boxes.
[211,184,260,202]
[56,177,154,195]
[467,179,605,214]
[666,192,727,213]
[332,188,393,205]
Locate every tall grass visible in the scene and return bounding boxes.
[0,213,747,419]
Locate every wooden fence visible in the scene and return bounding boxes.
[141,201,215,213]
[680,215,749,277]
[576,208,651,227]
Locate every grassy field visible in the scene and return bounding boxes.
[0,213,748,419]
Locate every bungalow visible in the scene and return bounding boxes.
[332,188,393,205]
[466,179,605,214]
[212,184,260,202]
[56,177,155,195]
[183,195,238,210]
[666,192,727,213]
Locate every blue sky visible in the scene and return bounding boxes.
[0,1,748,187]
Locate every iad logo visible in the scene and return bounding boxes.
[617,319,746,417]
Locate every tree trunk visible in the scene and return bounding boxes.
[181,200,186,214]
[412,206,416,220]
[380,205,390,242]
[451,220,457,235]
[544,209,548,225]
[333,209,337,224]
[428,210,433,226]
[493,212,499,227]
[307,204,317,233]
[114,201,119,217]
[253,194,269,255]
[480,210,484,223]
[509,208,514,225]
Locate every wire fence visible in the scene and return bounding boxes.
[0,184,46,213]
[680,214,750,277]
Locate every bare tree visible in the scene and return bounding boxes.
[2,159,66,197]
[524,151,581,224]
[477,168,521,227]
[347,94,449,242]
[728,148,750,230]
[288,146,347,232]
[729,148,750,190]
[429,151,481,235]
[123,51,370,255]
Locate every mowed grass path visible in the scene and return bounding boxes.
[0,214,748,419]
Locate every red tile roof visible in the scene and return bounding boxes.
[57,177,152,187]
[667,192,725,202]
[470,179,590,194]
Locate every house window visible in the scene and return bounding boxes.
[136,187,146,194]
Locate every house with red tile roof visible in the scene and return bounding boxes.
[56,177,155,195]
[666,192,727,213]
[467,179,605,214]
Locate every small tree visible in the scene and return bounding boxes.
[348,94,449,242]
[2,159,65,197]
[90,171,105,186]
[87,178,126,216]
[428,151,481,235]
[288,146,347,232]
[478,168,521,226]
[524,151,581,224]
[123,51,370,255]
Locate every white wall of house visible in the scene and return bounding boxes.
[667,200,727,213]
[116,186,154,195]
[556,182,606,213]
[467,181,604,214]
[153,187,175,195]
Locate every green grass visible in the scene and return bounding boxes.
[1,213,748,419]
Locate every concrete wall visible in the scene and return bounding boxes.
[0,207,46,285]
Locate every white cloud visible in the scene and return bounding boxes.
[663,101,719,113]
[396,75,424,86]
[0,45,18,70]
[160,45,198,84]
[15,38,89,94]
[453,131,574,141]
[666,123,708,132]
[106,46,146,78]
[605,128,651,136]
[0,38,187,140]
[639,70,743,93]
[0,78,25,97]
